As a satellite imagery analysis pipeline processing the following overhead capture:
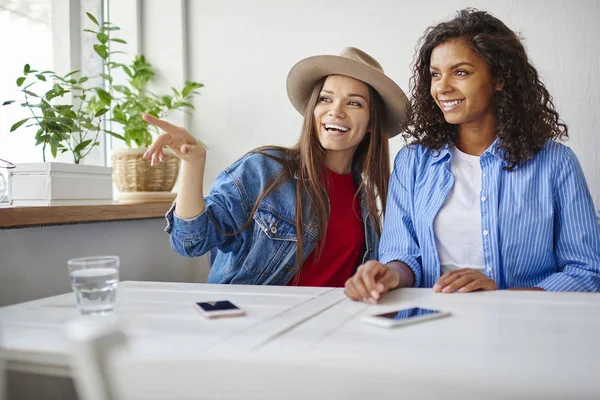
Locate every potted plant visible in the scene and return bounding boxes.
[4,12,203,205]
[3,13,118,206]
[108,56,203,203]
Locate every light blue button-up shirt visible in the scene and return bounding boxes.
[380,139,600,292]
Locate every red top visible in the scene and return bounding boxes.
[290,169,364,287]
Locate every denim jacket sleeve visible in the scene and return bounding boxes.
[378,147,423,287]
[165,167,250,258]
[536,146,600,292]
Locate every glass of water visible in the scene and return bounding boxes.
[68,256,120,315]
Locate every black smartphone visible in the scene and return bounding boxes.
[193,300,246,318]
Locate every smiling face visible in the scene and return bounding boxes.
[429,38,499,128]
[313,75,371,168]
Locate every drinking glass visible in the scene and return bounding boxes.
[68,256,120,315]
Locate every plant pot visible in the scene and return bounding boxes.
[8,162,113,206]
[111,147,179,203]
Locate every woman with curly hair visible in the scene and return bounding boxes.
[345,9,600,302]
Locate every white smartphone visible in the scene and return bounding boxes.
[193,300,246,319]
[362,307,450,328]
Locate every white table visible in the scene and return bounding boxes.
[2,283,600,399]
[241,288,600,399]
[0,281,345,377]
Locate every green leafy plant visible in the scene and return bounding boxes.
[5,12,204,162]
[5,13,122,164]
[109,56,203,148]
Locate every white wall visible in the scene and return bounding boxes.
[173,0,599,205]
[0,219,208,306]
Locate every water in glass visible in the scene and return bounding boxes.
[68,256,120,315]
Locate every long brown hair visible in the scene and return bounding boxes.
[237,76,390,277]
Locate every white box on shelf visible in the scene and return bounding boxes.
[8,162,113,206]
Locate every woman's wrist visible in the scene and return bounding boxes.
[386,261,415,289]
[175,158,206,219]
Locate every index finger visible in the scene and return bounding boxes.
[142,113,177,132]
[361,262,383,294]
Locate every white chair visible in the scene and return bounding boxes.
[67,317,126,400]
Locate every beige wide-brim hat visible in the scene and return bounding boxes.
[286,47,409,138]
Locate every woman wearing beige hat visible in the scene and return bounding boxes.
[142,47,408,286]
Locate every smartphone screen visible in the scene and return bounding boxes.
[194,300,246,318]
[375,307,441,321]
[196,301,240,313]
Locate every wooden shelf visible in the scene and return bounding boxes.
[0,202,173,229]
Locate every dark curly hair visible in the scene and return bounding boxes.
[405,8,568,170]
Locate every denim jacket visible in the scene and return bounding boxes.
[165,150,380,285]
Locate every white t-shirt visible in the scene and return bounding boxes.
[434,147,485,276]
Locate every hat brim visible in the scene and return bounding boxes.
[286,55,409,138]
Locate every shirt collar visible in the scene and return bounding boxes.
[428,137,507,166]
[482,137,508,166]
[428,143,452,166]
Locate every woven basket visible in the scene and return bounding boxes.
[111,147,179,192]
